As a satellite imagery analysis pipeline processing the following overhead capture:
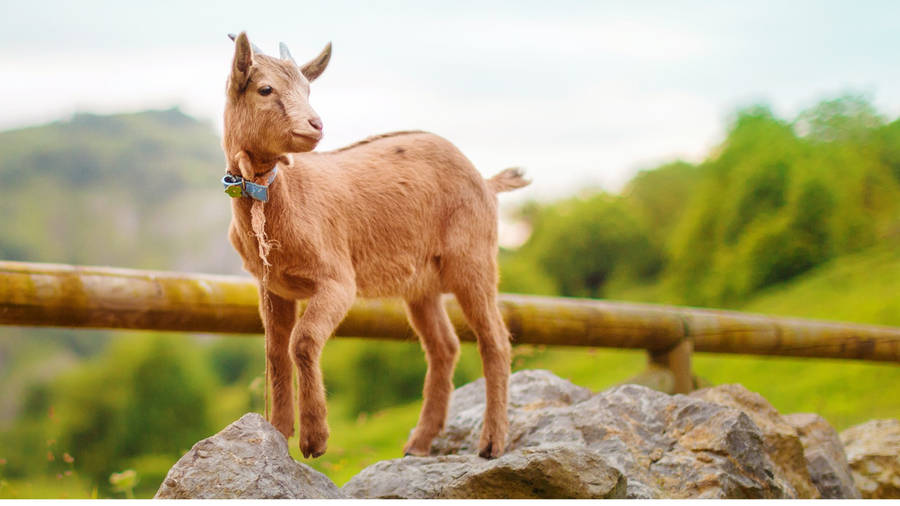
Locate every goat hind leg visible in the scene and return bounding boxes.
[403,294,460,456]
[290,279,355,458]
[453,285,510,459]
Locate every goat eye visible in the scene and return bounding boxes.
[258,85,273,96]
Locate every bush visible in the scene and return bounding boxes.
[50,334,216,486]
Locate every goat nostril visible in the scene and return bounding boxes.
[308,118,323,131]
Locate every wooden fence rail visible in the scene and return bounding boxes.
[2,261,898,393]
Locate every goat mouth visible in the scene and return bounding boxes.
[291,131,322,142]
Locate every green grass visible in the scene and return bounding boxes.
[693,354,900,430]
[0,475,96,499]
[742,246,900,326]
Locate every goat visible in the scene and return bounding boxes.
[222,32,529,459]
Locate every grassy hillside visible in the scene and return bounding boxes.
[743,246,900,326]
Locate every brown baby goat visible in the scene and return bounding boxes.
[222,32,529,459]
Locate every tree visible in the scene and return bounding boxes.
[517,194,663,298]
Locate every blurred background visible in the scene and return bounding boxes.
[1,0,899,498]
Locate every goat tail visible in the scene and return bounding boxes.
[487,167,530,193]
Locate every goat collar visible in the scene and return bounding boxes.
[222,166,278,202]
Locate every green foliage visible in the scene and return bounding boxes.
[878,118,900,182]
[206,338,264,386]
[347,341,428,414]
[623,161,699,245]
[513,193,664,298]
[497,248,558,295]
[503,95,900,307]
[51,334,215,485]
[794,94,884,143]
[321,339,482,416]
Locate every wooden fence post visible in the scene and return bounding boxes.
[647,339,694,394]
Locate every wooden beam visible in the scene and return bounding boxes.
[1,261,898,362]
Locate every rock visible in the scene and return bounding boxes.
[690,384,820,498]
[342,444,625,499]
[840,418,900,498]
[431,369,593,455]
[154,413,343,499]
[375,370,797,498]
[784,413,860,498]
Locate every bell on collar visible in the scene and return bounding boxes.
[225,185,244,198]
[223,173,245,198]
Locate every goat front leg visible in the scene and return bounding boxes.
[291,278,356,458]
[259,287,297,440]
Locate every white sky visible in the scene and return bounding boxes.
[2,0,899,207]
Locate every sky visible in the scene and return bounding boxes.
[2,0,899,207]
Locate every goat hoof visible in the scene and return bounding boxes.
[478,438,505,459]
[300,442,327,459]
[403,447,429,457]
[299,432,328,459]
[402,435,432,457]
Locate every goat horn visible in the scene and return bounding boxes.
[279,42,296,64]
[227,33,267,56]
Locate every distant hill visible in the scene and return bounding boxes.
[0,108,239,274]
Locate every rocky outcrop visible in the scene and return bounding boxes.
[155,370,870,499]
[784,413,860,499]
[840,418,900,498]
[352,370,807,499]
[154,413,343,499]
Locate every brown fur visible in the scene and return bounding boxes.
[223,32,529,459]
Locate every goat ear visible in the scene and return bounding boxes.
[229,32,254,92]
[300,42,332,82]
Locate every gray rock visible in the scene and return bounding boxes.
[575,384,787,498]
[784,413,860,498]
[154,413,343,499]
[690,384,820,498]
[840,418,900,498]
[343,443,625,499]
[363,369,797,499]
[431,369,593,455]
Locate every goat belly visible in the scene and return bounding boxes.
[354,255,439,299]
[268,271,317,299]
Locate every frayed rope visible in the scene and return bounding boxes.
[250,199,280,421]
